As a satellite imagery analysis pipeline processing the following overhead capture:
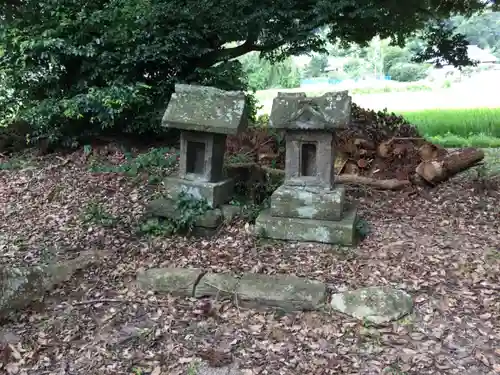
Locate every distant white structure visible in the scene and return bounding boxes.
[428,45,498,83]
[467,45,498,64]
[427,44,497,67]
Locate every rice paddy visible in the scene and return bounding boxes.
[398,107,500,148]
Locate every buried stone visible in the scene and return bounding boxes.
[329,286,413,324]
[136,268,204,297]
[236,273,327,312]
[0,251,102,318]
[135,268,327,312]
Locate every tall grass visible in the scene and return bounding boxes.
[428,134,500,148]
[399,108,500,138]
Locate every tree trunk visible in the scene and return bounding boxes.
[415,148,484,184]
[336,174,411,190]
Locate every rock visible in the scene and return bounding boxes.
[220,204,241,222]
[161,84,248,135]
[195,362,242,375]
[194,272,240,299]
[269,91,351,130]
[236,273,326,312]
[136,267,204,297]
[162,177,235,209]
[0,251,100,318]
[270,184,345,221]
[0,329,20,345]
[330,286,413,324]
[255,205,357,246]
[147,198,223,227]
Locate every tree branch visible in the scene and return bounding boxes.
[193,24,290,69]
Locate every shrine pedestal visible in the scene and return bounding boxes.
[254,90,359,246]
[255,186,357,246]
[162,176,234,208]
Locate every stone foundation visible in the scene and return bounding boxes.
[162,176,234,208]
[255,205,357,246]
[270,184,345,221]
[147,198,241,236]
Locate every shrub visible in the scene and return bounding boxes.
[388,63,429,82]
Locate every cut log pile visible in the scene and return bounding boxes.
[226,103,484,190]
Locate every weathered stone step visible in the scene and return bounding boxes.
[255,205,358,245]
[135,267,414,322]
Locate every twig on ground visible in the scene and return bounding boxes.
[70,298,142,306]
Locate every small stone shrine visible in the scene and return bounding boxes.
[254,91,358,245]
[146,84,247,234]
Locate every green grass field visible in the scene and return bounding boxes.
[399,108,500,137]
[397,107,500,148]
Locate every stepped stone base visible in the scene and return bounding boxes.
[163,176,233,208]
[255,206,357,246]
[271,184,345,221]
[147,198,241,236]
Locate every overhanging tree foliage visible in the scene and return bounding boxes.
[0,0,497,146]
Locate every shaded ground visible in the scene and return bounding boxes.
[1,148,500,375]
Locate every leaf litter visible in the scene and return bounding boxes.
[0,147,499,375]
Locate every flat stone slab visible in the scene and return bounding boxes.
[162,84,248,135]
[136,268,203,297]
[270,184,345,221]
[195,362,242,375]
[221,204,242,222]
[0,251,101,318]
[194,272,240,299]
[254,206,357,246]
[236,273,326,312]
[147,198,223,228]
[163,176,234,208]
[330,286,413,324]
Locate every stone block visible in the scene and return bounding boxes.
[330,287,413,324]
[221,204,242,222]
[179,131,226,183]
[236,273,327,312]
[194,272,240,299]
[136,268,203,297]
[254,205,357,246]
[269,91,351,130]
[163,176,234,208]
[147,198,223,228]
[0,251,101,318]
[284,131,335,188]
[161,84,248,135]
[270,184,345,221]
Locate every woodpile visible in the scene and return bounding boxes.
[226,103,484,190]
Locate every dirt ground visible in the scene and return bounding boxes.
[1,148,500,375]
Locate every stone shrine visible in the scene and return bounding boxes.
[254,91,358,245]
[146,84,247,234]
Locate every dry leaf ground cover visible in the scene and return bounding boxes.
[1,146,500,375]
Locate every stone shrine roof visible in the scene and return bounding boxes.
[269,90,351,130]
[162,84,248,135]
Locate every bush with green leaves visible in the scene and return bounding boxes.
[240,52,301,90]
[1,0,490,148]
[388,63,429,82]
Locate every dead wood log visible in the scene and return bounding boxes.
[415,148,484,184]
[343,161,360,175]
[377,141,392,158]
[418,143,440,161]
[336,175,411,190]
[258,165,411,190]
[354,138,376,150]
